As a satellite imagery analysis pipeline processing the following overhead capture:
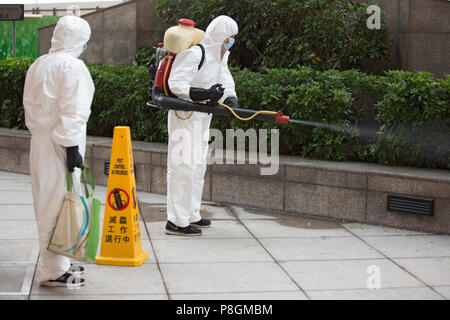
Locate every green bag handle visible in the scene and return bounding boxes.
[81,163,96,200]
[66,171,73,192]
[66,164,96,200]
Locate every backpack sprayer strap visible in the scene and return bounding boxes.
[159,42,207,120]
[196,44,205,70]
[173,44,205,120]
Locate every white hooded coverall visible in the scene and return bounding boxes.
[23,16,94,283]
[167,16,238,227]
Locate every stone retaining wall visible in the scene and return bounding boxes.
[1,128,449,234]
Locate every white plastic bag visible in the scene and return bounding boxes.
[48,164,100,262]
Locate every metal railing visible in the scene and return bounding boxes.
[26,7,102,16]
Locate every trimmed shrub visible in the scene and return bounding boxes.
[370,71,450,168]
[1,58,448,169]
[0,57,32,130]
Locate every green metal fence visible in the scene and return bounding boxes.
[0,16,60,60]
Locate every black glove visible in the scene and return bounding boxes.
[66,146,83,172]
[223,96,239,108]
[189,84,225,103]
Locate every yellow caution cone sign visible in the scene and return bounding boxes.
[96,126,148,266]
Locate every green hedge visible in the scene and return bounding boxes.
[1,58,449,169]
[0,57,31,129]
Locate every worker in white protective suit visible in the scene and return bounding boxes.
[166,15,239,236]
[23,16,94,287]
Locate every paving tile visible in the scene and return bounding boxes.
[31,263,166,295]
[231,206,278,220]
[146,220,253,241]
[152,238,273,264]
[342,223,430,237]
[140,239,156,264]
[30,294,168,300]
[0,180,32,191]
[0,266,29,293]
[394,258,450,286]
[140,205,168,223]
[361,235,450,258]
[432,286,450,299]
[243,218,353,238]
[281,259,424,291]
[137,191,167,205]
[0,220,38,240]
[160,262,298,294]
[199,220,253,239]
[0,294,28,300]
[0,205,35,220]
[0,172,30,180]
[198,205,236,220]
[171,291,308,300]
[141,205,235,223]
[94,187,107,205]
[0,191,34,205]
[0,240,39,264]
[307,287,444,300]
[260,237,382,261]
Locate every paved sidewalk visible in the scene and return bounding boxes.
[0,170,449,300]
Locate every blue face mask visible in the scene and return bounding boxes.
[81,43,87,54]
[224,38,235,51]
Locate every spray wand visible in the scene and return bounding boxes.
[149,87,293,124]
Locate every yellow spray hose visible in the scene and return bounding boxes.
[175,111,194,120]
[218,103,277,121]
[174,102,278,121]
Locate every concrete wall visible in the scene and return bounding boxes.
[85,0,137,65]
[1,128,449,235]
[137,0,162,49]
[365,0,450,77]
[39,1,138,65]
[38,0,161,64]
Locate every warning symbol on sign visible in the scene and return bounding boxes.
[108,188,129,211]
[96,126,148,267]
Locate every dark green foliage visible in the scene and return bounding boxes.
[154,0,391,71]
[1,58,448,169]
[0,57,32,129]
[133,46,156,66]
[370,71,450,168]
[86,63,167,142]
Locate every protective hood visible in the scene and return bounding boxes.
[201,15,238,61]
[49,15,91,58]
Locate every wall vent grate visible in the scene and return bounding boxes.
[387,194,433,216]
